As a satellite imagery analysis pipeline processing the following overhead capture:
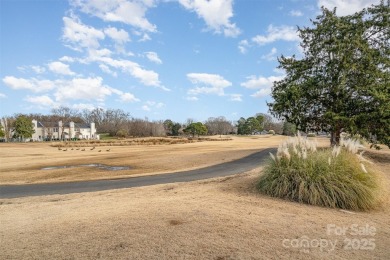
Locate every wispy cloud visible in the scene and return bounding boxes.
[99,64,118,77]
[261,47,278,61]
[186,96,198,101]
[179,0,241,37]
[251,88,272,98]
[289,10,303,17]
[145,52,162,64]
[104,26,130,44]
[238,39,250,54]
[241,75,283,89]
[241,75,284,98]
[3,76,55,92]
[85,52,168,90]
[104,26,131,51]
[142,100,164,111]
[25,95,56,108]
[252,25,299,45]
[187,73,232,97]
[229,94,242,102]
[17,65,46,74]
[3,75,139,108]
[317,0,380,16]
[119,92,140,103]
[72,103,96,110]
[48,61,76,76]
[70,0,157,32]
[62,14,105,51]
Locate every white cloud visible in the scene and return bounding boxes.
[131,63,164,88]
[147,101,164,108]
[139,33,151,42]
[48,61,76,76]
[142,100,164,111]
[72,103,96,110]
[25,95,55,107]
[3,74,138,107]
[187,73,232,96]
[252,25,299,45]
[0,93,7,98]
[17,65,46,74]
[273,68,286,75]
[317,0,380,16]
[104,26,130,44]
[88,48,113,60]
[251,88,272,98]
[238,39,250,54]
[119,92,140,102]
[59,56,76,63]
[241,75,284,98]
[88,55,167,89]
[3,76,55,92]
[54,77,113,102]
[71,0,157,32]
[261,47,278,61]
[62,15,105,51]
[179,0,241,37]
[290,10,303,17]
[17,66,27,73]
[31,66,46,74]
[99,64,118,77]
[229,94,242,102]
[145,52,162,64]
[186,96,198,101]
[142,105,151,111]
[241,75,283,89]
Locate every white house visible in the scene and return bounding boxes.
[31,120,98,141]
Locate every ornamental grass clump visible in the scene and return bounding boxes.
[258,133,382,211]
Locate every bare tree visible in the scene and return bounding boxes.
[1,116,15,141]
[127,118,166,137]
[51,106,81,140]
[205,116,233,136]
[82,108,130,136]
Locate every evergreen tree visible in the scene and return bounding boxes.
[14,115,35,140]
[0,124,5,138]
[269,1,389,147]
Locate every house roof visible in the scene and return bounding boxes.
[74,123,91,129]
[38,121,59,128]
[36,121,91,129]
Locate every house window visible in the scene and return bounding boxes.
[53,128,58,132]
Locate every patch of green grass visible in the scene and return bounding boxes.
[99,133,115,140]
[257,135,382,211]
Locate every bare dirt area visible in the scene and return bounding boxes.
[0,142,389,259]
[0,135,291,184]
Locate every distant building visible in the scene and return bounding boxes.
[32,120,98,141]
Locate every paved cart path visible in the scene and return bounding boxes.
[0,148,275,199]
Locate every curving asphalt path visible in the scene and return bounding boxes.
[0,148,275,199]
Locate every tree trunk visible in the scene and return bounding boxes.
[330,128,341,146]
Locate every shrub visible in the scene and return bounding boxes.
[307,132,316,137]
[257,133,382,211]
[268,130,275,135]
[116,129,128,138]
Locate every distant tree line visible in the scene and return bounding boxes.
[0,106,298,141]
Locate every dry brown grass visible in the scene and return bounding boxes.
[51,136,233,148]
[0,135,292,184]
[0,150,389,259]
[1,136,388,259]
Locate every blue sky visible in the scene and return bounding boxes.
[0,0,379,123]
